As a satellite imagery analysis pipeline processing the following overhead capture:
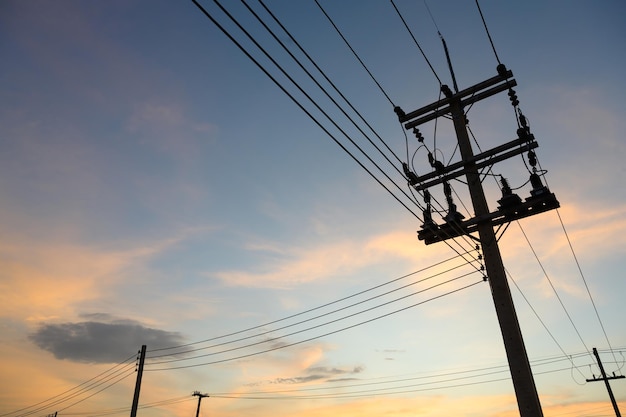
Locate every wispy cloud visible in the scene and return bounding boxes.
[212,229,451,289]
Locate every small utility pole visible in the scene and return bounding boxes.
[396,64,560,417]
[130,345,147,417]
[587,347,624,417]
[192,391,209,417]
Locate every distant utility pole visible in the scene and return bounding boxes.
[192,391,210,417]
[587,347,624,417]
[395,64,560,417]
[130,345,147,417]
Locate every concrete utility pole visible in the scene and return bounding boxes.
[587,347,624,417]
[395,65,560,417]
[192,391,209,417]
[130,345,147,417]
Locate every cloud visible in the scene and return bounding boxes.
[250,364,364,386]
[213,230,449,289]
[29,317,184,363]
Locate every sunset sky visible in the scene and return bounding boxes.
[1,1,625,416]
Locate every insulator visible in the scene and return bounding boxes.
[528,150,537,167]
[497,63,508,77]
[443,181,452,197]
[508,88,519,107]
[529,173,543,190]
[393,106,406,120]
[441,84,453,98]
[412,127,424,142]
[423,189,431,204]
[519,112,528,128]
[500,176,512,194]
[517,127,530,141]
[402,162,419,186]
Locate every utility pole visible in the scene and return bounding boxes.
[130,345,147,417]
[192,391,209,417]
[587,347,624,417]
[395,64,559,417]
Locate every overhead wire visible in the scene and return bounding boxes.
[390,0,442,85]
[242,0,404,176]
[60,395,194,417]
[147,260,475,360]
[313,0,395,107]
[554,208,621,372]
[257,0,404,168]
[474,0,502,65]
[147,252,473,355]
[473,0,621,380]
[506,267,588,383]
[2,353,137,417]
[209,365,583,400]
[145,277,484,371]
[211,351,594,397]
[146,270,480,365]
[189,0,422,220]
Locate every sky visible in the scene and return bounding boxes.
[1,1,625,416]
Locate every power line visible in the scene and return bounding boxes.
[257,0,404,167]
[313,0,395,106]
[390,0,442,85]
[146,271,479,366]
[211,351,595,397]
[506,267,588,383]
[2,354,137,417]
[555,209,622,373]
[147,260,474,360]
[515,221,593,357]
[147,252,473,355]
[209,365,583,401]
[241,0,404,175]
[189,0,422,220]
[145,278,484,371]
[474,0,502,65]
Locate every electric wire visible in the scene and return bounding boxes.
[147,260,474,360]
[242,0,404,177]
[423,0,441,34]
[474,0,501,65]
[313,0,395,107]
[146,278,484,371]
[390,0,442,85]
[209,366,578,400]
[53,368,136,415]
[212,352,592,397]
[255,0,482,276]
[516,221,593,358]
[61,395,194,417]
[555,208,622,373]
[257,0,404,167]
[147,252,471,354]
[190,0,422,220]
[1,353,137,417]
[12,365,136,417]
[506,267,588,383]
[146,270,479,365]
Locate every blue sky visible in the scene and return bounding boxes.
[1,1,625,416]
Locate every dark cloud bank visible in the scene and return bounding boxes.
[30,315,184,364]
